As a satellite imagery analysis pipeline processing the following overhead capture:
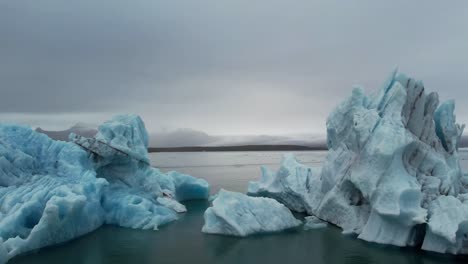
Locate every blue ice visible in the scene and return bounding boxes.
[202,189,301,237]
[249,70,468,254]
[0,114,209,263]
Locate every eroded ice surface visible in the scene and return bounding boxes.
[0,114,209,263]
[249,70,468,254]
[247,153,320,214]
[0,125,106,263]
[202,189,301,237]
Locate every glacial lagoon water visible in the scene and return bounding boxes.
[10,150,468,264]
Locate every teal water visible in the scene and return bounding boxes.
[10,151,468,264]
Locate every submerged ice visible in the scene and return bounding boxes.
[303,216,327,230]
[202,189,301,236]
[249,70,468,254]
[0,114,209,263]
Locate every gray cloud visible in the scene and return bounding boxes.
[1,0,467,135]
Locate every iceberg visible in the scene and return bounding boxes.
[0,114,209,263]
[247,153,320,214]
[202,189,301,237]
[0,125,106,263]
[249,70,468,254]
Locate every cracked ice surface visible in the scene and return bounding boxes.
[249,70,468,254]
[0,114,209,263]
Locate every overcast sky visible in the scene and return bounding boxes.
[1,0,467,136]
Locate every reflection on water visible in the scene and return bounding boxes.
[11,201,468,264]
[10,151,468,264]
[150,151,326,171]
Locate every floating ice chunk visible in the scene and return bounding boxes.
[248,154,321,214]
[72,115,209,230]
[251,70,467,254]
[0,115,210,263]
[202,189,301,237]
[0,125,107,263]
[169,171,210,201]
[304,216,327,230]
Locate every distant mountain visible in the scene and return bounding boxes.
[38,124,467,151]
[36,123,97,141]
[36,125,325,149]
[202,134,327,148]
[148,130,327,149]
[148,145,325,152]
[148,129,218,148]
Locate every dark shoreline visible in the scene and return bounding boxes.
[148,145,327,152]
